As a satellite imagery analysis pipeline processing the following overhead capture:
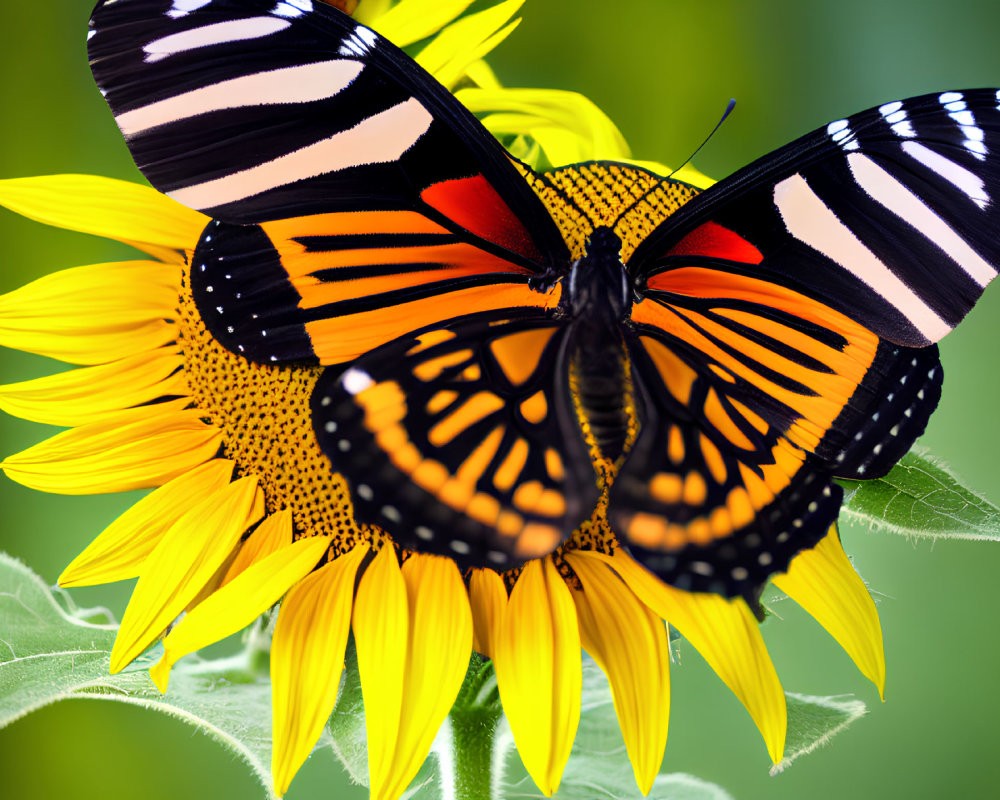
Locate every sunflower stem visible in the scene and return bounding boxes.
[446,655,503,800]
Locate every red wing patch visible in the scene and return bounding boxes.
[663,221,764,264]
[421,174,544,263]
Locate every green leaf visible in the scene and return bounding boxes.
[771,693,867,775]
[325,636,368,788]
[0,553,280,799]
[838,448,1000,540]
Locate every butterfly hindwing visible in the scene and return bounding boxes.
[89,0,569,365]
[311,312,599,569]
[611,282,859,594]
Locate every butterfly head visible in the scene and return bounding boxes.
[567,226,630,324]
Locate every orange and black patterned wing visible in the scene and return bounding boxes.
[610,90,1000,596]
[311,312,599,569]
[612,273,944,596]
[88,0,569,365]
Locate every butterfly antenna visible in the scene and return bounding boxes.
[610,98,736,229]
[664,97,736,181]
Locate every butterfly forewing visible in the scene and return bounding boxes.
[90,0,569,365]
[630,89,1000,348]
[311,312,599,568]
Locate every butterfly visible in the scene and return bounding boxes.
[87,0,1000,597]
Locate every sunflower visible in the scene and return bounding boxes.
[0,1,885,799]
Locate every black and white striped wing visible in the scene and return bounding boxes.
[630,89,1000,347]
[87,0,571,366]
[87,0,563,237]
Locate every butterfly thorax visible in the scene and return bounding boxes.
[564,226,634,462]
[565,226,631,324]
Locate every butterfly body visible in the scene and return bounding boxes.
[89,0,1000,597]
[561,226,634,462]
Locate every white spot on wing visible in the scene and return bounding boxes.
[168,0,212,18]
[339,26,377,57]
[880,99,916,138]
[937,92,987,159]
[273,0,313,17]
[343,367,374,395]
[827,119,861,150]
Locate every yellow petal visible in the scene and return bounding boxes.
[271,544,369,796]
[352,545,408,798]
[59,459,236,587]
[464,58,502,90]
[566,553,670,795]
[492,558,581,796]
[582,549,786,765]
[415,0,523,89]
[0,347,186,426]
[110,476,264,672]
[0,175,208,261]
[365,0,476,47]
[468,567,506,659]
[0,261,180,364]
[353,0,392,26]
[460,87,631,166]
[772,525,886,699]
[382,554,473,800]
[2,400,222,494]
[220,508,294,588]
[150,533,332,692]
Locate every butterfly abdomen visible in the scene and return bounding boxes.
[569,328,634,463]
[563,227,636,462]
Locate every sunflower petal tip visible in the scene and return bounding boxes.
[768,739,786,767]
[107,647,127,676]
[148,655,172,693]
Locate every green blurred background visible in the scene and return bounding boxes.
[3,1,1000,798]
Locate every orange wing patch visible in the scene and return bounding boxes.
[257,210,562,365]
[490,328,558,385]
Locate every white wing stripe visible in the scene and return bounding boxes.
[117,59,364,135]
[848,152,995,286]
[774,173,951,342]
[143,18,290,63]
[167,0,212,18]
[901,140,990,210]
[169,97,433,209]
